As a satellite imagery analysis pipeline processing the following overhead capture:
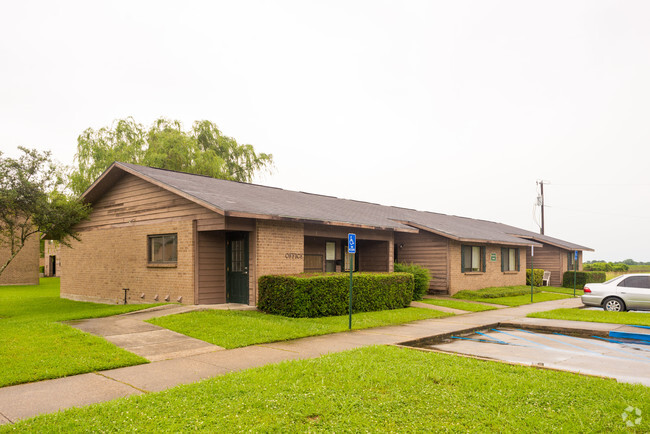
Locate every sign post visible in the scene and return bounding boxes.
[530,246,534,303]
[573,250,578,297]
[348,233,356,330]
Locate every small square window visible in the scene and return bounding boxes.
[148,234,178,263]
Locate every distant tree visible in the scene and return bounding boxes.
[69,118,274,196]
[0,148,91,277]
[622,259,636,266]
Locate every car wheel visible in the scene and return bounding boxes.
[603,297,626,312]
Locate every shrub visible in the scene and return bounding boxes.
[39,265,44,273]
[455,286,541,300]
[562,271,607,288]
[583,261,629,272]
[258,272,415,318]
[393,263,431,300]
[526,269,544,286]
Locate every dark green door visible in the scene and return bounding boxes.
[226,232,249,304]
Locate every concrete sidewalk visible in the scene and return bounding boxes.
[0,297,586,425]
[64,303,256,362]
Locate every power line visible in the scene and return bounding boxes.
[545,205,650,220]
[548,183,650,187]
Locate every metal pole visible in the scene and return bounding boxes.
[573,251,577,297]
[530,247,534,303]
[539,180,544,235]
[349,253,354,330]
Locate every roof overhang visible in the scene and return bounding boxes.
[513,235,594,252]
[396,221,542,247]
[226,211,419,233]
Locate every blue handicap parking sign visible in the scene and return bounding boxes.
[348,233,356,253]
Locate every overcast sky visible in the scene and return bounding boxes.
[1,1,649,262]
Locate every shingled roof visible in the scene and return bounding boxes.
[83,162,593,251]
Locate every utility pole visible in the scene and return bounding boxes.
[537,180,546,235]
[539,180,544,235]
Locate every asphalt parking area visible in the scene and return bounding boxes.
[430,327,650,386]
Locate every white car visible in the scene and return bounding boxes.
[582,274,650,312]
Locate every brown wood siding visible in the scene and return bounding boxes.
[197,231,226,304]
[304,237,325,272]
[526,244,566,286]
[394,231,448,292]
[77,173,222,230]
[303,224,393,242]
[358,240,389,272]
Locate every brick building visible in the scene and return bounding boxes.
[0,235,39,285]
[43,241,62,277]
[57,162,591,305]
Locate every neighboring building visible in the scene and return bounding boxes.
[58,162,592,305]
[0,235,39,285]
[44,241,62,277]
[524,237,584,287]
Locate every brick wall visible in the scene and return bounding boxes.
[60,220,195,304]
[448,241,525,294]
[0,234,39,285]
[252,220,304,304]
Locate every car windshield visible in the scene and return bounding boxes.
[603,275,625,285]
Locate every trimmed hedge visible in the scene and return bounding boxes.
[526,269,544,286]
[393,263,431,300]
[562,271,607,288]
[258,273,414,318]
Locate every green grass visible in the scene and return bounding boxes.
[6,346,649,432]
[454,285,542,300]
[418,298,498,312]
[453,285,573,307]
[529,308,650,326]
[539,286,584,296]
[0,278,161,387]
[469,292,572,307]
[629,264,650,272]
[148,308,452,349]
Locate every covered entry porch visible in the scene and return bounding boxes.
[196,220,255,305]
[302,224,394,274]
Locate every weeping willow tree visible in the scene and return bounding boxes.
[69,118,273,196]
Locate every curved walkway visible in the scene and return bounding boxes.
[0,297,582,425]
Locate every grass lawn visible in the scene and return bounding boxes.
[453,285,573,307]
[469,292,571,307]
[0,278,161,387]
[454,285,542,300]
[148,308,452,349]
[7,345,649,432]
[418,298,498,312]
[529,308,650,327]
[539,286,584,296]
